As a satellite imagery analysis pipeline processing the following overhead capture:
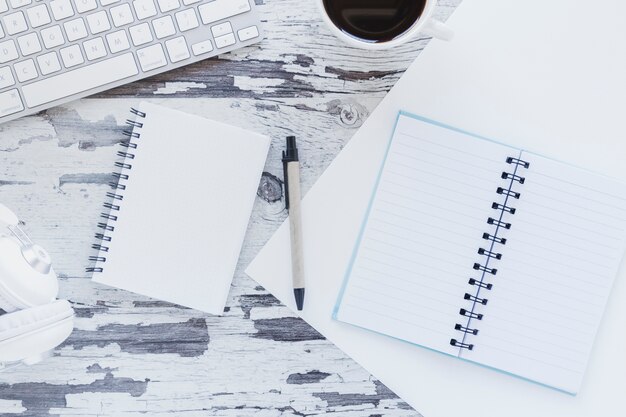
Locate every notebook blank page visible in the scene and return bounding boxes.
[335,114,515,356]
[93,102,270,314]
[463,152,626,393]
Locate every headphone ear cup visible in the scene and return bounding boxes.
[0,299,74,364]
[0,237,58,312]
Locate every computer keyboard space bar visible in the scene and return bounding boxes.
[22,53,139,108]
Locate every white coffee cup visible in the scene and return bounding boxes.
[317,0,454,49]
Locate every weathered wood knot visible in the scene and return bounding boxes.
[327,99,368,128]
[257,172,283,203]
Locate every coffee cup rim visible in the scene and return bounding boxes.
[316,0,438,50]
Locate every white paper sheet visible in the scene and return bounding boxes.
[93,102,270,315]
[246,0,626,415]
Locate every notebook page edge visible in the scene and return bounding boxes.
[333,111,403,319]
[520,148,626,188]
[458,354,577,395]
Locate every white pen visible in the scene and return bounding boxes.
[282,136,305,310]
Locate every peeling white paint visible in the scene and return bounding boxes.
[154,82,208,95]
[233,76,285,93]
[0,400,26,413]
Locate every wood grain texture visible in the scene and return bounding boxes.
[0,0,461,415]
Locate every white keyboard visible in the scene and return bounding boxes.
[0,0,262,123]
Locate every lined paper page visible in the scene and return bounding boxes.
[335,114,516,356]
[463,151,626,393]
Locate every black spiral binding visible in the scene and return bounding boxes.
[450,155,530,351]
[86,108,145,274]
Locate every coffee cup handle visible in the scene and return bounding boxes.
[422,19,454,41]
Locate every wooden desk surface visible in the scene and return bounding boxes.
[0,1,460,415]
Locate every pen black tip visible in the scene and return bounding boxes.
[294,288,305,311]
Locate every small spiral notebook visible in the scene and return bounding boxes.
[334,112,626,394]
[87,102,270,315]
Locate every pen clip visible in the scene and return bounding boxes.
[282,136,298,211]
[282,155,290,211]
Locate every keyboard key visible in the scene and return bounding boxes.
[22,53,138,108]
[14,59,37,82]
[133,0,157,20]
[4,12,28,35]
[175,8,198,32]
[157,0,179,13]
[83,37,106,60]
[106,30,130,53]
[110,3,134,27]
[152,15,175,39]
[237,25,259,41]
[136,43,166,71]
[60,44,84,67]
[198,0,250,25]
[50,0,75,21]
[165,36,189,63]
[0,89,24,117]
[64,17,88,41]
[0,66,15,89]
[191,39,212,56]
[41,25,64,49]
[210,22,231,37]
[26,4,52,28]
[214,33,235,49]
[129,22,153,46]
[0,0,260,121]
[37,51,62,75]
[17,32,42,56]
[10,0,31,8]
[73,0,97,13]
[0,40,19,64]
[86,11,111,34]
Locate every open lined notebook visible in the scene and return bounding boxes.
[334,112,626,394]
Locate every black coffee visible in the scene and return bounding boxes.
[322,0,427,43]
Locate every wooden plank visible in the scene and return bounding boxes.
[0,0,461,415]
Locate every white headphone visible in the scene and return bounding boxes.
[0,204,74,368]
